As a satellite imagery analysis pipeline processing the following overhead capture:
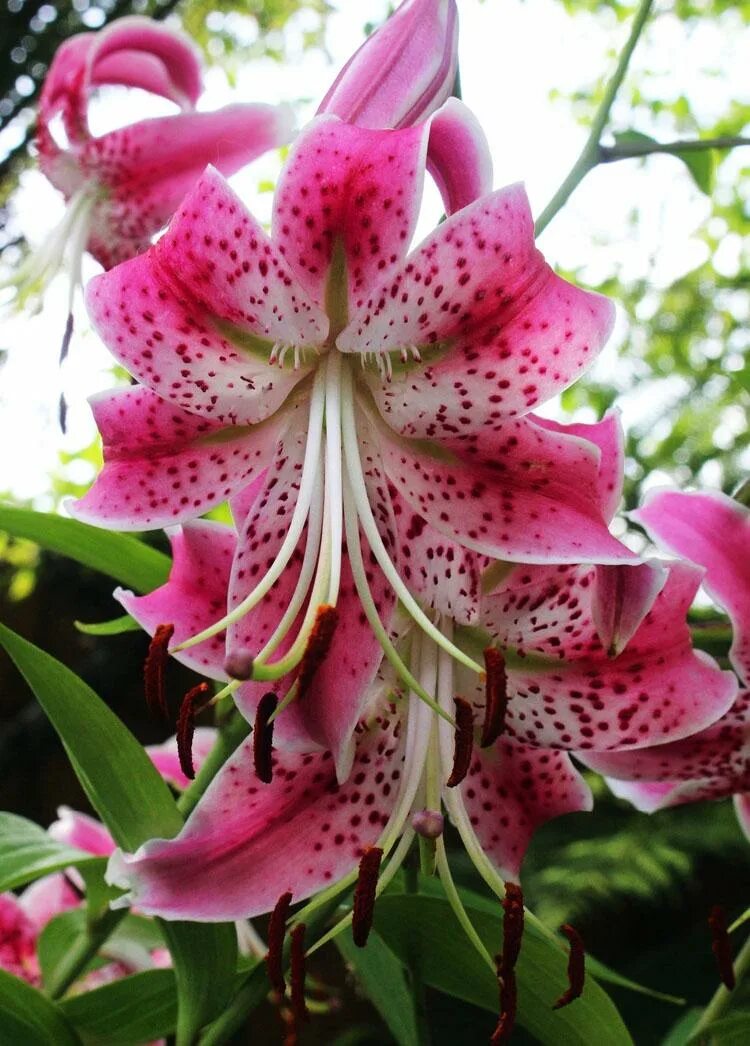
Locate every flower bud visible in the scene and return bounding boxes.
[318,0,458,129]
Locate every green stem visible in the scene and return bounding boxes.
[690,932,750,1043]
[405,856,432,1046]
[601,134,750,161]
[178,711,250,818]
[535,0,655,235]
[47,909,126,999]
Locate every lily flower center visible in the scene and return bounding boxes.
[171,251,485,724]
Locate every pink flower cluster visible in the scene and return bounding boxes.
[4,0,748,1014]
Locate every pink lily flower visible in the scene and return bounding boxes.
[0,732,215,989]
[318,0,458,128]
[72,101,638,772]
[105,483,734,924]
[4,16,292,324]
[581,490,750,839]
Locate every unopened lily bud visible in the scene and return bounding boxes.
[412,809,444,839]
[318,0,458,129]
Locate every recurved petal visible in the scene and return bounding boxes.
[339,185,614,426]
[106,709,404,920]
[88,16,203,108]
[582,689,749,795]
[493,562,738,752]
[116,520,237,680]
[377,415,636,565]
[531,411,624,523]
[69,387,283,529]
[18,875,81,932]
[84,105,296,270]
[633,489,750,683]
[458,740,592,881]
[85,253,307,425]
[273,116,428,311]
[591,561,668,657]
[426,98,493,215]
[48,806,114,856]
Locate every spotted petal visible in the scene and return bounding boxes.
[633,489,750,681]
[426,99,493,215]
[116,520,237,680]
[339,184,614,432]
[106,710,403,920]
[376,414,636,565]
[482,560,737,751]
[86,252,314,428]
[70,387,283,529]
[459,740,592,881]
[83,104,295,269]
[273,116,428,312]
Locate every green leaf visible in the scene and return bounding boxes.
[0,623,239,1042]
[160,921,238,1046]
[74,615,141,636]
[59,969,178,1044]
[337,929,419,1046]
[612,131,715,194]
[38,911,101,990]
[0,622,182,852]
[0,505,170,593]
[373,892,633,1046]
[661,1008,701,1046]
[585,954,685,1005]
[0,968,81,1046]
[0,812,98,892]
[697,1014,750,1045]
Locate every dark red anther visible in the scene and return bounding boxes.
[446,696,474,788]
[553,923,586,1009]
[176,682,212,780]
[144,623,174,720]
[352,846,383,947]
[708,905,735,990]
[297,605,339,698]
[289,923,310,1025]
[491,966,517,1044]
[266,890,293,998]
[254,692,278,784]
[500,881,525,976]
[482,648,508,748]
[59,311,74,365]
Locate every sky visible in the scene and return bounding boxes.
[0,0,747,506]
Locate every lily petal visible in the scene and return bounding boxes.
[18,875,81,932]
[532,411,624,523]
[106,709,404,920]
[117,520,237,680]
[376,414,636,564]
[273,116,428,312]
[426,98,493,215]
[318,0,458,129]
[84,104,295,269]
[339,184,614,431]
[483,560,738,750]
[591,561,668,657]
[48,806,114,856]
[70,387,283,529]
[85,254,308,426]
[460,740,592,881]
[633,489,750,682]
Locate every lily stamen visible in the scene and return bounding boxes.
[352,846,383,948]
[253,692,278,784]
[266,890,294,999]
[144,623,174,720]
[481,648,508,748]
[289,924,310,1025]
[708,905,736,990]
[446,697,474,787]
[176,682,212,781]
[296,605,340,699]
[553,923,586,1009]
